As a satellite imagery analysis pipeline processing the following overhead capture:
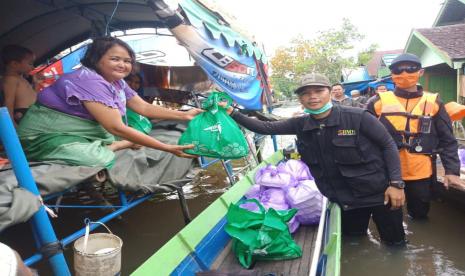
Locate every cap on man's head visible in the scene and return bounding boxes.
[294,73,331,94]
[350,89,361,96]
[389,53,421,70]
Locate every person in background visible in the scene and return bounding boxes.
[125,73,144,99]
[331,83,357,107]
[350,89,367,108]
[17,37,202,168]
[376,83,388,93]
[1,45,38,125]
[367,53,463,219]
[224,73,406,246]
[124,73,153,136]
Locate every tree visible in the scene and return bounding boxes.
[357,43,379,66]
[270,18,372,99]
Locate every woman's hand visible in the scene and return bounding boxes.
[108,140,141,151]
[167,144,197,158]
[218,101,233,115]
[129,143,143,150]
[183,108,203,121]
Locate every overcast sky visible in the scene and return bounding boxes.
[208,0,445,56]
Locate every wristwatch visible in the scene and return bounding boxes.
[389,180,405,189]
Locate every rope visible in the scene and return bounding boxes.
[105,0,121,36]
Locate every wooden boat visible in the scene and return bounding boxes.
[132,151,341,276]
[435,164,465,210]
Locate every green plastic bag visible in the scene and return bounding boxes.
[178,92,249,159]
[225,199,303,268]
[124,108,152,134]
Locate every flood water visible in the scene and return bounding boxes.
[342,200,465,276]
[2,104,465,275]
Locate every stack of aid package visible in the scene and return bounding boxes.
[458,149,465,168]
[243,159,323,233]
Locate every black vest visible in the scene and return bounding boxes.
[296,106,388,210]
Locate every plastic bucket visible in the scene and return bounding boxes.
[73,222,123,276]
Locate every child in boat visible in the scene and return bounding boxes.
[1,45,37,125]
[17,37,202,168]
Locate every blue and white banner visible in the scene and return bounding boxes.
[169,24,264,110]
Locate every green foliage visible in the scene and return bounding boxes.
[270,19,373,99]
[357,43,379,66]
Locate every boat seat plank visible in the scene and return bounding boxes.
[210,225,317,276]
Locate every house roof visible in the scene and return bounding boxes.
[366,49,403,76]
[417,23,465,60]
[434,0,465,27]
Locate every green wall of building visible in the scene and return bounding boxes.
[419,65,457,103]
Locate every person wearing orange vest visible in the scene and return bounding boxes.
[367,53,462,219]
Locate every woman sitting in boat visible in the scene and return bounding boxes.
[223,73,407,246]
[17,37,201,168]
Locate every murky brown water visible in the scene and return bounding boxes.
[0,165,228,275]
[342,200,465,276]
[3,105,465,275]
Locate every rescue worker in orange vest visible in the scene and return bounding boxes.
[367,53,462,219]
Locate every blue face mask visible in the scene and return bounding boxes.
[304,101,333,115]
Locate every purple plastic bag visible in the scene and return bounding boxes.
[260,188,287,205]
[288,216,300,234]
[262,201,289,211]
[286,180,323,225]
[255,165,297,189]
[296,209,321,225]
[277,159,313,181]
[245,184,262,199]
[239,199,261,212]
[459,149,465,168]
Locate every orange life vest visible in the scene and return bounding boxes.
[378,91,439,180]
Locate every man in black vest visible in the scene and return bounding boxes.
[225,73,407,245]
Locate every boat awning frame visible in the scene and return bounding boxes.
[0,0,167,64]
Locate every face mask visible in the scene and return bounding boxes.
[392,71,420,89]
[304,101,333,115]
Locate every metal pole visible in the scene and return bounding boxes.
[25,192,155,266]
[255,57,278,152]
[221,160,235,185]
[0,107,71,276]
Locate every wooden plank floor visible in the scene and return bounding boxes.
[205,225,318,276]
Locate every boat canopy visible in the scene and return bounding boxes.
[0,0,268,110]
[342,67,375,95]
[368,76,395,91]
[176,0,267,109]
[0,0,169,64]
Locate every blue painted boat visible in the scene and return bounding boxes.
[132,151,341,276]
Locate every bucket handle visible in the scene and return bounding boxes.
[83,218,113,254]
